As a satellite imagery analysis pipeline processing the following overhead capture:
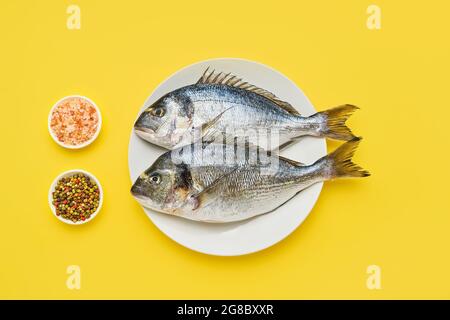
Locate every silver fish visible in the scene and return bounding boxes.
[130,138,369,223]
[134,68,359,150]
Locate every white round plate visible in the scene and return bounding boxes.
[128,58,327,256]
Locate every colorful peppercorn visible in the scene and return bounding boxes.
[52,173,100,223]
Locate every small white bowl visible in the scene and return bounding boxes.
[48,95,102,149]
[48,169,103,225]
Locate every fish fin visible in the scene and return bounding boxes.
[318,104,359,141]
[278,139,296,151]
[188,167,240,210]
[318,137,370,179]
[197,67,301,116]
[277,136,309,151]
[200,106,235,141]
[201,128,235,148]
[278,156,305,166]
[172,106,236,149]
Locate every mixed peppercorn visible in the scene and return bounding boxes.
[52,173,100,223]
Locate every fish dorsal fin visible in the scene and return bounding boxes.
[196,67,301,116]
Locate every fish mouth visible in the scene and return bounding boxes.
[130,188,165,213]
[134,110,159,135]
[134,126,156,141]
[134,126,175,149]
[130,189,151,207]
[134,126,155,134]
[131,181,147,197]
[133,195,148,206]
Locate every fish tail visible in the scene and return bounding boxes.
[317,104,359,141]
[318,137,370,179]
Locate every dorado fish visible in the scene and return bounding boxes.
[134,68,359,150]
[130,138,369,223]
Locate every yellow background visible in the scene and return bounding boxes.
[1,0,449,299]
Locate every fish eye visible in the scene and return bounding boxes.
[150,106,165,117]
[149,173,161,184]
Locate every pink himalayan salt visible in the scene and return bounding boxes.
[50,97,99,146]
